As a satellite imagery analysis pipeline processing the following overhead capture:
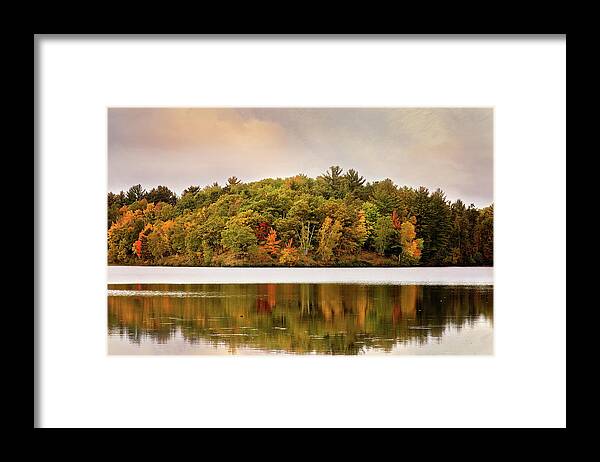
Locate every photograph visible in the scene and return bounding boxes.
[107,107,494,355]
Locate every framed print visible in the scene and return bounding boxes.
[35,35,566,428]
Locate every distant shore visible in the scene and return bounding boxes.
[107,266,493,285]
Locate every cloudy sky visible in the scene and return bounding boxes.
[108,108,493,207]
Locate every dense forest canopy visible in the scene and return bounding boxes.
[107,166,493,267]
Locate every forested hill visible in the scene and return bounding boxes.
[107,166,493,267]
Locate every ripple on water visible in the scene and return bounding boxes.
[108,289,248,298]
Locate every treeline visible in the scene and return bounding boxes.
[107,166,493,267]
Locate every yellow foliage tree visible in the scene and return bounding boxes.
[317,216,343,262]
[279,238,299,266]
[398,220,423,264]
[355,210,368,249]
[390,210,423,265]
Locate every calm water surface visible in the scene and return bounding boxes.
[108,283,493,355]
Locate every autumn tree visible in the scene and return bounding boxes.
[317,216,343,262]
[147,221,175,259]
[390,209,424,265]
[297,222,317,256]
[255,221,270,242]
[108,208,145,263]
[136,224,154,260]
[132,240,142,259]
[279,239,299,266]
[263,228,281,256]
[317,197,365,255]
[284,174,310,191]
[183,218,205,262]
[353,210,368,252]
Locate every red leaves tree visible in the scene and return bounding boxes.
[133,224,154,260]
[133,239,142,258]
[255,221,270,242]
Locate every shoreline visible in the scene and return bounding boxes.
[107,266,493,285]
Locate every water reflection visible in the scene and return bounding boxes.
[108,284,493,355]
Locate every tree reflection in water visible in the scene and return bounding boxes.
[108,283,493,355]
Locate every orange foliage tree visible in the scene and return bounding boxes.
[279,238,299,266]
[263,228,281,256]
[132,224,154,260]
[132,239,142,258]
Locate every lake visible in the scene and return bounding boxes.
[108,267,493,355]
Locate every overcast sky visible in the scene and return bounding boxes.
[108,108,493,207]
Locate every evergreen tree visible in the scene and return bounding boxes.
[227,176,242,186]
[423,189,452,265]
[372,179,400,215]
[125,184,146,204]
[182,185,200,196]
[146,185,177,205]
[320,165,345,198]
[475,205,494,265]
[344,168,366,195]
